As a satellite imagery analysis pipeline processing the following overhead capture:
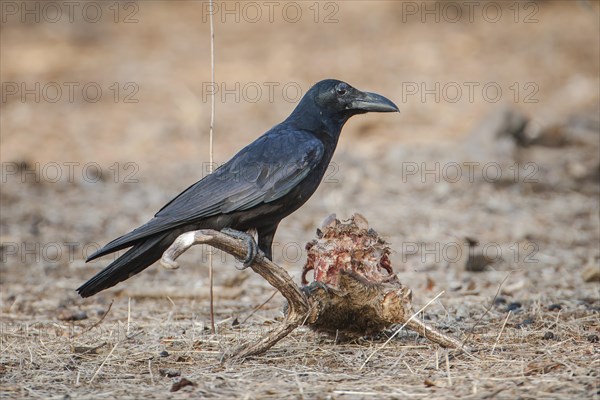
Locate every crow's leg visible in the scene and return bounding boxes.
[221,228,258,270]
[257,223,279,261]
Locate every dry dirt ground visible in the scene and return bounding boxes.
[1,1,599,399]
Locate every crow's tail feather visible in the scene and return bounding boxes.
[86,229,151,262]
[77,231,175,298]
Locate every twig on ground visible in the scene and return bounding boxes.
[76,300,113,338]
[491,310,511,355]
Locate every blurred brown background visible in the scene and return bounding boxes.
[3,1,597,162]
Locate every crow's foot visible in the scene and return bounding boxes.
[221,228,258,270]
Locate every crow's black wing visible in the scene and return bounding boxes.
[88,128,324,259]
[156,129,324,219]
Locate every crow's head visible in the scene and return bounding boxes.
[288,79,398,134]
[314,79,399,115]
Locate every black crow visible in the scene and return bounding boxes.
[77,79,398,297]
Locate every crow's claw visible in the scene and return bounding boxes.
[301,281,331,297]
[221,228,258,270]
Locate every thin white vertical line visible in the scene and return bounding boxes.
[208,0,216,334]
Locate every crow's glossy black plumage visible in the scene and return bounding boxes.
[77,79,398,297]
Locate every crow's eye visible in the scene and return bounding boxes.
[336,87,347,96]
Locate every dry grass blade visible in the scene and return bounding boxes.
[491,310,511,355]
[240,289,278,325]
[445,351,452,386]
[207,0,217,336]
[88,342,119,384]
[75,300,113,338]
[463,272,511,347]
[359,291,445,370]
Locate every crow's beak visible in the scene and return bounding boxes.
[350,91,399,113]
